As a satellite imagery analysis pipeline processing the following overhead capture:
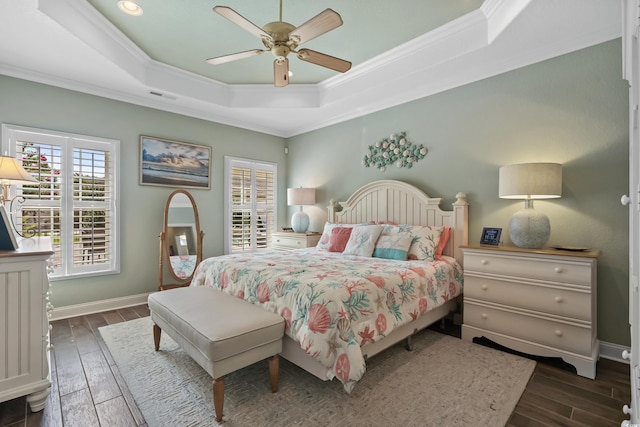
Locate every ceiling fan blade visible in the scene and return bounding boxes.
[297,49,351,73]
[206,49,265,65]
[274,58,289,87]
[213,6,272,41]
[289,9,343,44]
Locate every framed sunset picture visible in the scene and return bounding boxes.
[139,136,211,189]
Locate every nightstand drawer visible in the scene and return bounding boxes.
[271,232,321,251]
[464,252,593,286]
[273,235,306,249]
[464,300,592,355]
[464,276,591,321]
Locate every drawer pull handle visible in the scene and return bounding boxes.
[554,296,563,303]
[481,313,488,319]
[481,284,488,291]
[623,350,631,360]
[554,267,563,273]
[623,405,632,415]
[480,259,488,265]
[555,329,563,337]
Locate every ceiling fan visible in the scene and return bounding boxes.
[206,0,352,87]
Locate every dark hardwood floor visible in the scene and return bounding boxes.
[0,306,631,427]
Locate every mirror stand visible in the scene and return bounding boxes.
[158,190,204,291]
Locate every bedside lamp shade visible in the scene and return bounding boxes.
[287,188,316,233]
[499,163,562,248]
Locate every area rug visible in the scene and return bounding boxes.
[99,317,535,427]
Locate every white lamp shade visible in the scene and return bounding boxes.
[0,156,38,185]
[499,163,562,199]
[287,188,316,206]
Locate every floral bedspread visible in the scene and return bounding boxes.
[190,248,463,392]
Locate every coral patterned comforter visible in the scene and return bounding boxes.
[190,248,463,392]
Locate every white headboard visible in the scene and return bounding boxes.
[328,180,468,265]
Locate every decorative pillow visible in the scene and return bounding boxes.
[373,233,413,260]
[343,224,384,257]
[406,225,444,261]
[316,222,356,251]
[435,226,451,260]
[328,227,353,252]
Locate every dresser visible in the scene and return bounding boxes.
[0,238,54,411]
[461,245,599,378]
[271,232,321,251]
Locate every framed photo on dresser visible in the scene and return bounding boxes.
[480,227,502,246]
[0,206,18,250]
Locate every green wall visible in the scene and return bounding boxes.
[0,38,630,347]
[0,75,286,307]
[286,39,630,346]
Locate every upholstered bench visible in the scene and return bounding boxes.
[148,286,284,422]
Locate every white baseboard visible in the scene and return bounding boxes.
[600,340,630,364]
[49,293,151,321]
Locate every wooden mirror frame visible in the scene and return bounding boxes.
[158,190,204,291]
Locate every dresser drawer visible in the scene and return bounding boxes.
[464,252,593,286]
[464,276,591,321]
[463,300,592,355]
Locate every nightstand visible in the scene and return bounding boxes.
[460,245,600,378]
[271,232,321,251]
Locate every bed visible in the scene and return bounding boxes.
[191,180,468,392]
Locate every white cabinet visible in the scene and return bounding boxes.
[271,232,320,251]
[461,245,599,379]
[0,238,54,411]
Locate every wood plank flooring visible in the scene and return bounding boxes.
[0,306,631,427]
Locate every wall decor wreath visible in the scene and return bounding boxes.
[362,132,427,172]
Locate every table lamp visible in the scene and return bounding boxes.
[287,187,316,233]
[499,162,562,248]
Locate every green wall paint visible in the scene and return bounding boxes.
[287,39,630,346]
[0,38,630,347]
[0,75,286,307]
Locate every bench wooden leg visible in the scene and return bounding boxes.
[269,354,279,393]
[213,376,224,422]
[153,324,161,351]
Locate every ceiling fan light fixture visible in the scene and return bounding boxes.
[117,1,143,16]
[209,3,351,87]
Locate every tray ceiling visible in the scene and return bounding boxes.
[0,0,622,137]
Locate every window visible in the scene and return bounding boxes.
[224,157,276,253]
[2,124,119,279]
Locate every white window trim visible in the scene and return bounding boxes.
[224,156,277,254]
[1,124,120,280]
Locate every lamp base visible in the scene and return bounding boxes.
[291,210,310,233]
[509,206,550,249]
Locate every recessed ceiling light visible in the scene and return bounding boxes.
[117,1,143,16]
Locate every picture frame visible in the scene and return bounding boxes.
[0,206,18,250]
[480,227,502,246]
[140,136,211,189]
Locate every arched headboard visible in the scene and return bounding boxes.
[328,180,468,264]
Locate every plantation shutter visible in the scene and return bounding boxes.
[4,124,119,279]
[225,157,276,253]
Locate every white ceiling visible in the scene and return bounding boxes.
[0,0,622,138]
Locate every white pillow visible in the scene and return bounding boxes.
[373,233,413,260]
[343,224,384,257]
